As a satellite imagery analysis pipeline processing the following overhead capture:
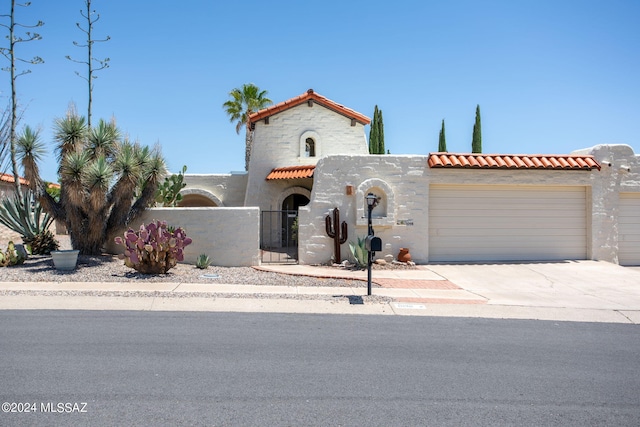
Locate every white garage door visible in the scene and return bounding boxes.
[619,193,640,266]
[429,184,587,262]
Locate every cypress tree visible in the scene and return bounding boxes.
[438,119,447,152]
[368,105,379,154]
[377,108,385,155]
[472,104,482,153]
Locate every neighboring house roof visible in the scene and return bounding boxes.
[266,165,316,180]
[0,173,60,189]
[249,89,371,126]
[428,153,601,171]
[0,172,28,185]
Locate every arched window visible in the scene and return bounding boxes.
[299,131,321,159]
[305,138,316,157]
[356,178,396,227]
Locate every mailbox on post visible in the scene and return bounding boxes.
[365,236,382,252]
[365,193,381,296]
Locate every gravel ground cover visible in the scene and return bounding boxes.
[1,253,371,288]
[0,225,395,303]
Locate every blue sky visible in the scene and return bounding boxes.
[2,0,639,182]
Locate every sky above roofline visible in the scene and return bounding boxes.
[1,0,638,182]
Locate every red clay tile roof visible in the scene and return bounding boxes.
[249,89,371,126]
[0,172,28,185]
[266,165,316,180]
[427,153,601,171]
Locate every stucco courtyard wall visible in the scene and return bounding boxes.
[298,146,640,265]
[575,144,640,263]
[106,207,260,267]
[298,155,430,265]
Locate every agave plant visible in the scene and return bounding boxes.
[0,188,59,254]
[16,111,167,255]
[196,253,211,269]
[348,236,368,268]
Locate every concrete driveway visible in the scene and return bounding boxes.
[426,260,640,319]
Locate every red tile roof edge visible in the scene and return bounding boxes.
[427,153,601,171]
[250,89,371,125]
[0,172,28,185]
[1,173,59,188]
[265,165,316,181]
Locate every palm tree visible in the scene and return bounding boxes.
[222,83,272,170]
[16,110,167,255]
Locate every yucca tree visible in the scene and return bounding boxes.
[17,111,167,255]
[222,83,272,171]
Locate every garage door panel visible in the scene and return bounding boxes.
[429,214,586,224]
[429,185,587,262]
[430,227,586,237]
[430,205,584,218]
[431,185,584,197]
[619,193,640,265]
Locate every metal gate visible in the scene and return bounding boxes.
[260,210,299,264]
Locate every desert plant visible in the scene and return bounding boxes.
[290,216,298,243]
[155,165,187,206]
[66,0,110,129]
[0,188,58,254]
[196,253,211,269]
[114,219,192,274]
[0,0,44,196]
[349,236,368,268]
[27,229,58,255]
[17,112,167,255]
[0,241,26,267]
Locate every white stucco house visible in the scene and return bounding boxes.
[175,89,640,266]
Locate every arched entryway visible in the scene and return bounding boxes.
[281,193,310,248]
[261,187,311,263]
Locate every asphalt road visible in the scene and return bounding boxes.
[1,310,639,426]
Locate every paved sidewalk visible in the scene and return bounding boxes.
[1,260,639,323]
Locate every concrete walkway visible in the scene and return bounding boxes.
[1,260,640,324]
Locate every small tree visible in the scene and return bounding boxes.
[438,119,447,152]
[0,0,44,196]
[17,110,167,255]
[66,0,110,129]
[368,105,385,154]
[472,104,482,153]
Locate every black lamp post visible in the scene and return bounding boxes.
[366,193,378,296]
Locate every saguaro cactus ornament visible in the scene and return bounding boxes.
[325,207,348,262]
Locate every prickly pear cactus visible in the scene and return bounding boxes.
[114,219,193,274]
[0,241,26,267]
[155,165,187,207]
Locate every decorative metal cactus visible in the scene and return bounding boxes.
[325,207,348,263]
